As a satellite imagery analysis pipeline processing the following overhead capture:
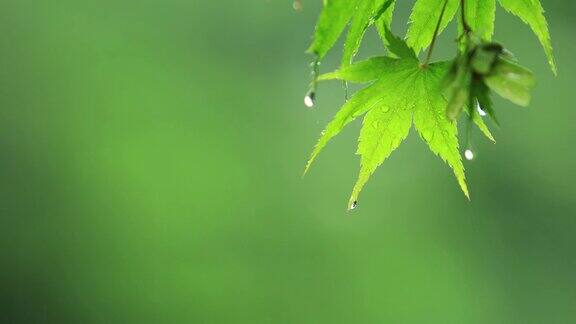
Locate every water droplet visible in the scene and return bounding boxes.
[304,91,316,108]
[320,130,326,136]
[476,102,487,117]
[464,149,474,161]
[350,201,358,210]
[292,1,302,11]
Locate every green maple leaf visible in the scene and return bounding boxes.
[412,64,469,200]
[308,0,555,73]
[406,0,555,73]
[378,24,417,59]
[342,0,395,66]
[497,0,556,74]
[304,57,416,174]
[307,0,359,60]
[460,0,496,41]
[468,97,496,142]
[308,0,395,65]
[306,57,471,208]
[318,56,410,82]
[406,0,460,55]
[303,0,554,208]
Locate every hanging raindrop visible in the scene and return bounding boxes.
[464,149,475,161]
[350,201,358,210]
[304,90,316,108]
[476,102,487,117]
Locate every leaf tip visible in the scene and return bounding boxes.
[550,61,558,76]
[462,184,470,200]
[303,159,313,177]
[347,199,358,212]
[482,128,496,143]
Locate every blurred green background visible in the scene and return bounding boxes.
[1,0,575,323]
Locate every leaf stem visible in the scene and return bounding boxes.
[460,0,471,34]
[423,0,449,67]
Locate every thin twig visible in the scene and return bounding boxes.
[460,0,471,34]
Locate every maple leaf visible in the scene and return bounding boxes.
[308,57,470,209]
[406,0,460,55]
[497,0,556,74]
[308,0,554,73]
[342,0,395,66]
[308,0,395,66]
[304,57,417,174]
[307,0,359,60]
[459,0,496,41]
[302,0,554,208]
[406,0,555,74]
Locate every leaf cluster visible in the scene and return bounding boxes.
[305,0,555,209]
[445,39,535,123]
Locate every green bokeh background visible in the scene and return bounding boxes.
[1,1,575,322]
